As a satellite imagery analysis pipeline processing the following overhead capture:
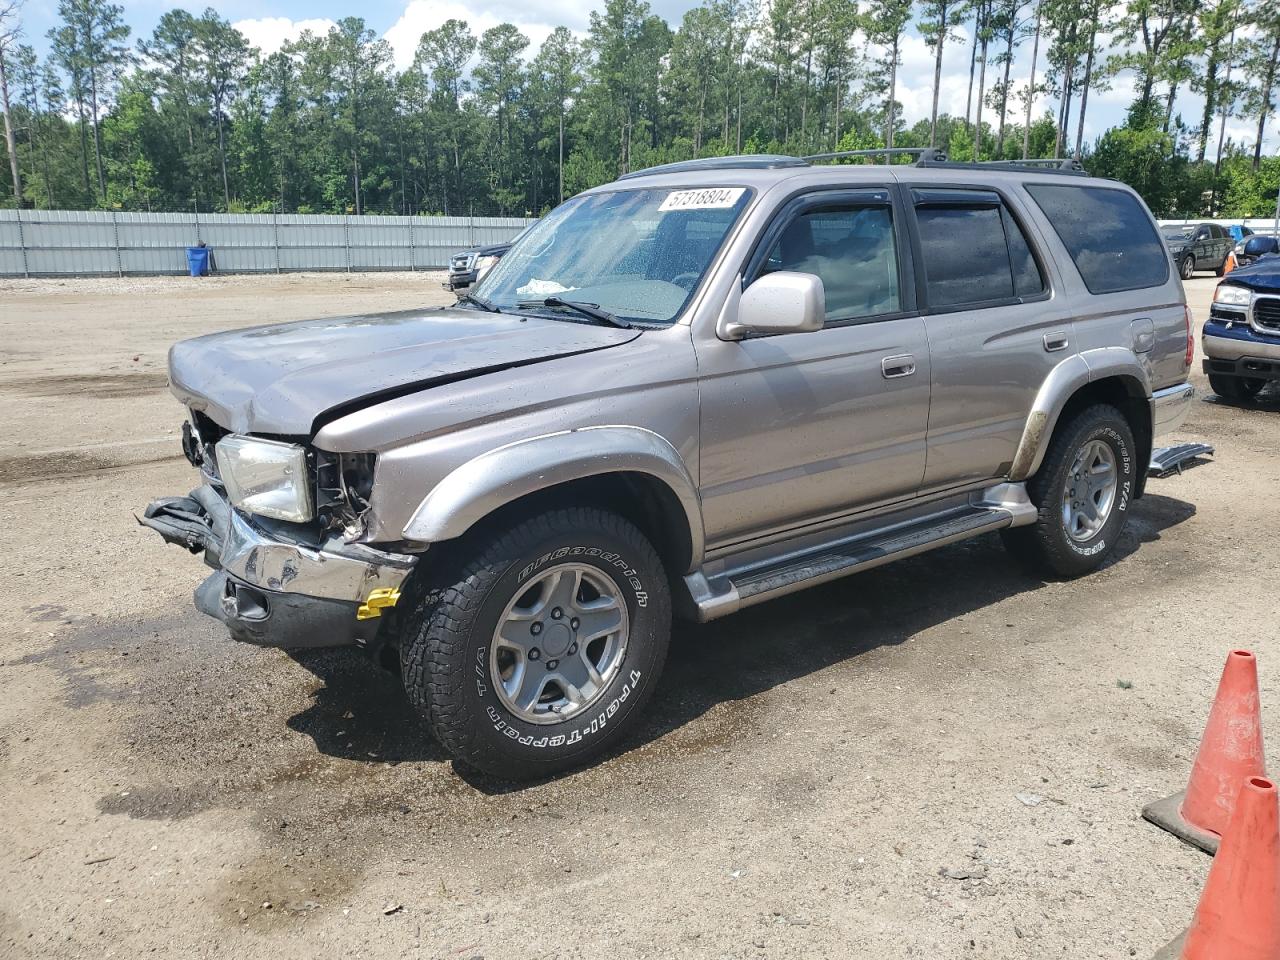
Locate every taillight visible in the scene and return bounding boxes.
[1185,305,1195,368]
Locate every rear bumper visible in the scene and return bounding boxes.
[1150,382,1195,437]
[140,486,417,648]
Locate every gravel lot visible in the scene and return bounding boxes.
[1,272,1277,959]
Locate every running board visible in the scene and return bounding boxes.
[1148,443,1215,478]
[684,502,1022,622]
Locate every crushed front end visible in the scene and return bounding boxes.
[140,414,417,649]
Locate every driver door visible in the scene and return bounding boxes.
[695,187,932,548]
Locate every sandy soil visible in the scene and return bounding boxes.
[1,273,1276,959]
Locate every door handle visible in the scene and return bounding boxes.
[1043,332,1069,352]
[881,354,917,379]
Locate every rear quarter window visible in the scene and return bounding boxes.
[1025,184,1169,295]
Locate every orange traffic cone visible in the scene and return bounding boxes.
[1143,650,1267,854]
[1154,776,1280,960]
[1224,251,1238,274]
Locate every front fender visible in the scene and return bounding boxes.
[402,425,705,566]
[1009,348,1150,481]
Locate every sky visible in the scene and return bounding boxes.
[12,0,1280,158]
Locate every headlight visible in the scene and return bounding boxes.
[215,435,313,522]
[1213,284,1251,307]
[1235,242,1247,255]
[475,254,500,278]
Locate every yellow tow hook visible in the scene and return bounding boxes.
[356,587,401,621]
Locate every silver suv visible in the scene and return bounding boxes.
[143,152,1197,779]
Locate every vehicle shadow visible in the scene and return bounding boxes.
[284,493,1196,791]
[284,646,450,765]
[1200,383,1280,411]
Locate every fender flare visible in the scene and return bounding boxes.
[1009,348,1151,481]
[402,425,705,568]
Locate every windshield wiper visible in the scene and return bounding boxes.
[517,296,631,329]
[457,292,500,312]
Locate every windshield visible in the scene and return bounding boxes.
[475,186,752,324]
[1162,227,1194,241]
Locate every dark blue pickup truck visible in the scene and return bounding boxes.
[1204,258,1280,401]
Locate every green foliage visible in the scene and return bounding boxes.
[3,0,1280,219]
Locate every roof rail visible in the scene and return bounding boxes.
[804,147,949,166]
[984,157,1086,173]
[617,154,810,180]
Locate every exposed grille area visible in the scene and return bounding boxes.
[1211,304,1246,322]
[1253,296,1280,332]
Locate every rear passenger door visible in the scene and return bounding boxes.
[907,186,1071,493]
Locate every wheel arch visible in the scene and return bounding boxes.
[402,426,704,574]
[1011,352,1152,494]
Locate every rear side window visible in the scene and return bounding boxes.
[1026,184,1169,294]
[912,189,1046,310]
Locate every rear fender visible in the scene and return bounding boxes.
[1010,348,1150,481]
[402,425,705,567]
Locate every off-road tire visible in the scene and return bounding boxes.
[1209,373,1266,402]
[1002,404,1137,579]
[1180,254,1196,280]
[400,507,671,780]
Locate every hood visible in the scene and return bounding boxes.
[1220,258,1280,292]
[169,306,641,436]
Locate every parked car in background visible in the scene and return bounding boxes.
[445,226,531,292]
[1234,233,1278,268]
[1164,223,1234,280]
[1203,259,1280,401]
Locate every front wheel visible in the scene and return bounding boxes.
[1002,404,1137,578]
[400,507,671,780]
[1209,373,1266,402]
[1180,254,1196,280]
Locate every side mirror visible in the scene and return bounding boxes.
[720,271,826,339]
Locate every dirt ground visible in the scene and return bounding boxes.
[1,271,1276,959]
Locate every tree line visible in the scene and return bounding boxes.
[1,0,1280,219]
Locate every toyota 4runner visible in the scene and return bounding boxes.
[143,151,1199,779]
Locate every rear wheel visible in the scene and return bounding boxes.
[1209,373,1266,402]
[400,506,671,780]
[1002,404,1136,578]
[1180,254,1196,280]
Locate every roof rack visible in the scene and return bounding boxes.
[984,157,1086,172]
[617,154,810,180]
[804,147,949,165]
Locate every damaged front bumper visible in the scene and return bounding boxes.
[140,486,417,649]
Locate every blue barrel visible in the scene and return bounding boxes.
[186,246,210,277]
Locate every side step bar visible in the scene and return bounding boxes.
[685,500,1026,622]
[1149,443,1215,478]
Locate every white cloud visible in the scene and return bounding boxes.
[382,0,561,71]
[233,16,338,55]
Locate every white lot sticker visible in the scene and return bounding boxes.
[659,187,746,212]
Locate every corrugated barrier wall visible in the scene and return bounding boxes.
[0,210,535,277]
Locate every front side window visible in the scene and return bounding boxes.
[1027,183,1169,294]
[760,203,901,321]
[477,186,751,324]
[913,189,1045,310]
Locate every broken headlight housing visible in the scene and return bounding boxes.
[215,435,314,523]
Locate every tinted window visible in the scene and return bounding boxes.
[764,204,900,320]
[1026,184,1169,294]
[913,191,1045,309]
[1210,225,1225,240]
[1001,207,1045,297]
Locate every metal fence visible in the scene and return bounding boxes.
[0,210,535,277]
[1158,217,1280,233]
